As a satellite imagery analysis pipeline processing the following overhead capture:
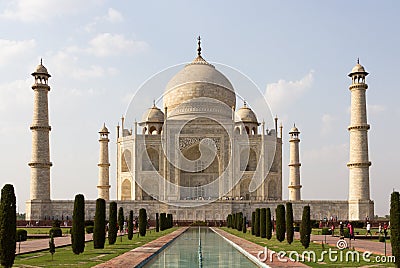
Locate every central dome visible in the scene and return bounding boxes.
[163,55,236,119]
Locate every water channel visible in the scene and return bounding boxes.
[144,227,259,267]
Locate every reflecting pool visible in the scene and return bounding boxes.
[144,227,258,267]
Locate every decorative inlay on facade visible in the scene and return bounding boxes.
[179,137,221,152]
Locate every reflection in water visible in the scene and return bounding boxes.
[144,227,257,267]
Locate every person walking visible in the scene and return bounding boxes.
[366,222,372,237]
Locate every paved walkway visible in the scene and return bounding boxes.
[213,228,308,267]
[93,227,189,268]
[306,233,392,256]
[16,233,93,255]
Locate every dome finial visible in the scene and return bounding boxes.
[357,57,359,64]
[153,99,156,107]
[40,58,43,65]
[243,100,247,107]
[197,36,202,56]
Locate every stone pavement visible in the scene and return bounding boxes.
[306,233,393,256]
[213,228,309,267]
[92,227,189,268]
[16,233,93,255]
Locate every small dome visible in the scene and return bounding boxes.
[236,103,258,123]
[31,59,51,77]
[348,60,368,77]
[351,64,365,73]
[289,125,299,134]
[99,123,109,133]
[142,104,164,123]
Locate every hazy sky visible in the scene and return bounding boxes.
[0,0,398,216]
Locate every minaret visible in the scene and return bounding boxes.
[97,123,111,200]
[347,60,372,220]
[288,124,302,201]
[28,60,52,200]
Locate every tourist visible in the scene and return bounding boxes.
[339,222,344,237]
[347,222,355,240]
[366,222,372,236]
[378,223,382,235]
[331,224,335,237]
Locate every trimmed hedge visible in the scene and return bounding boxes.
[160,213,167,231]
[85,226,94,234]
[139,208,147,237]
[93,198,106,249]
[16,229,27,242]
[260,208,266,238]
[266,208,272,240]
[50,227,62,237]
[275,204,286,242]
[255,208,260,237]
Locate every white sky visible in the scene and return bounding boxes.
[0,0,398,216]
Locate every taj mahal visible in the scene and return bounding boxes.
[25,38,374,222]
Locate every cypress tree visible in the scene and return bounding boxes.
[255,208,260,237]
[0,184,16,268]
[300,205,311,249]
[238,212,243,231]
[118,207,124,234]
[71,194,85,254]
[139,208,147,236]
[275,204,286,242]
[227,214,230,228]
[49,233,55,260]
[93,198,106,249]
[390,191,400,267]
[286,202,294,244]
[266,208,272,240]
[167,214,172,229]
[108,201,118,244]
[251,211,255,235]
[128,210,134,240]
[243,216,247,233]
[160,213,166,231]
[260,208,266,238]
[232,213,236,229]
[155,213,159,232]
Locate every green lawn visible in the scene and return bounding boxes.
[14,227,177,268]
[220,228,395,267]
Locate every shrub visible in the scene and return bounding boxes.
[139,208,147,236]
[128,211,134,240]
[260,208,266,238]
[84,220,94,227]
[237,212,243,231]
[255,208,260,237]
[16,229,27,242]
[243,216,247,233]
[390,191,400,267]
[266,208,272,240]
[52,220,61,228]
[286,203,294,244]
[251,211,255,235]
[108,202,118,245]
[167,214,173,229]
[321,227,331,235]
[0,184,16,268]
[276,204,286,242]
[49,227,62,237]
[300,206,311,249]
[155,213,159,232]
[118,207,124,233]
[49,233,55,260]
[85,226,94,234]
[294,226,300,232]
[93,198,106,249]
[379,236,386,242]
[71,194,85,254]
[160,213,167,231]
